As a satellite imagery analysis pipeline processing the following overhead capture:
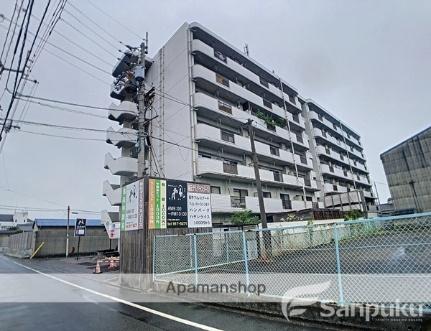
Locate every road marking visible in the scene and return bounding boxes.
[9,259,222,331]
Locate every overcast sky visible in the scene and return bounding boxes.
[0,0,430,219]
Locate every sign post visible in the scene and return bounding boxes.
[74,218,86,260]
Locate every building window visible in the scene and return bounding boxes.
[273,170,283,182]
[343,169,348,177]
[199,153,212,159]
[318,113,323,121]
[263,99,272,109]
[340,153,344,161]
[231,189,247,208]
[292,113,300,123]
[216,73,229,87]
[255,191,272,198]
[299,154,307,164]
[280,194,291,209]
[325,146,331,155]
[218,100,232,114]
[321,130,327,138]
[288,95,296,104]
[214,50,227,63]
[270,146,280,156]
[210,186,221,194]
[306,196,313,202]
[223,161,238,174]
[333,185,338,191]
[296,133,304,143]
[333,123,338,130]
[259,77,269,88]
[329,165,335,173]
[221,130,235,143]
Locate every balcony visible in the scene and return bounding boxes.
[192,40,302,111]
[194,92,305,147]
[102,180,121,206]
[245,196,284,213]
[104,153,137,176]
[324,183,348,194]
[210,194,244,213]
[321,164,353,181]
[106,127,137,148]
[291,200,313,210]
[196,157,304,188]
[108,101,138,123]
[294,153,313,169]
[195,123,250,152]
[313,127,345,149]
[101,210,119,226]
[193,64,287,119]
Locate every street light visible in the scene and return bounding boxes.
[65,206,79,258]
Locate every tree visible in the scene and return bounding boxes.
[231,210,259,226]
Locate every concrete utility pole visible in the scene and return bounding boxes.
[137,41,147,178]
[247,119,267,229]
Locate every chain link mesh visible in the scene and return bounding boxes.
[153,212,431,306]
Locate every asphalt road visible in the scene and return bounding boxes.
[0,255,326,331]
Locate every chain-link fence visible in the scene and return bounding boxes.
[153,212,431,306]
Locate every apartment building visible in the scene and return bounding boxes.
[303,100,374,211]
[102,22,373,224]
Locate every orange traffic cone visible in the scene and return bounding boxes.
[94,260,102,274]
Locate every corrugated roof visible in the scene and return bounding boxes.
[34,219,103,227]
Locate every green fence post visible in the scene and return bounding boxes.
[333,224,345,305]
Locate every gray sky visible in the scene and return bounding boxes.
[0,0,430,219]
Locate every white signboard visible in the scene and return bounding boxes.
[120,179,144,231]
[107,222,120,239]
[187,183,212,228]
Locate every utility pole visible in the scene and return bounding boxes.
[247,119,267,229]
[66,205,70,257]
[373,181,381,208]
[136,39,148,178]
[247,119,272,259]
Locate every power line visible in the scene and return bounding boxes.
[0,17,113,76]
[1,117,111,133]
[0,0,19,64]
[67,2,122,45]
[18,129,107,141]
[19,98,106,118]
[16,93,126,111]
[59,17,118,57]
[0,0,35,141]
[86,0,145,41]
[31,13,114,67]
[63,8,119,50]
